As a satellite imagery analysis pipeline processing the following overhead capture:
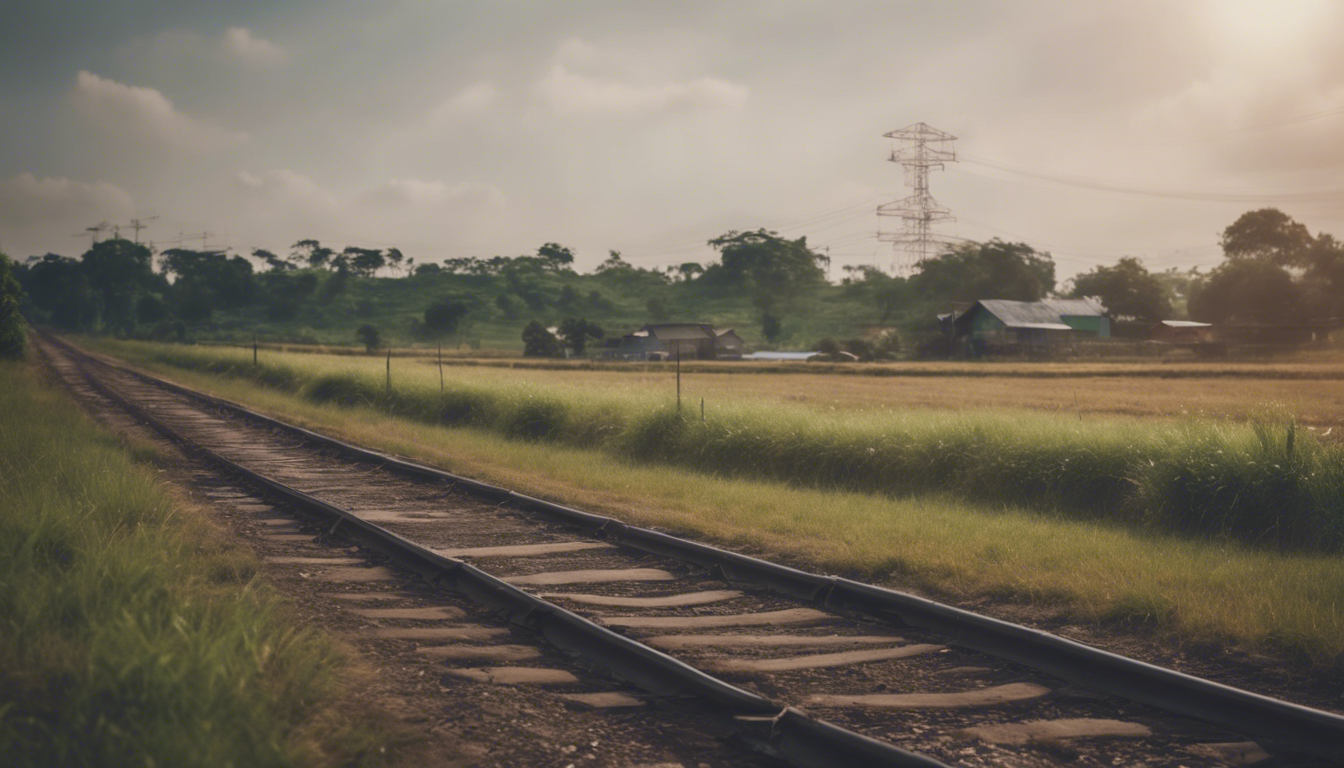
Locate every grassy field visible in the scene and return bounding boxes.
[0,356,388,767]
[77,338,1344,669]
[90,339,1344,552]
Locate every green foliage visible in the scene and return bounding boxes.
[705,229,825,307]
[557,317,603,356]
[521,320,562,357]
[1221,208,1314,266]
[0,361,369,767]
[1190,258,1300,324]
[910,239,1055,303]
[1068,256,1171,321]
[761,311,782,342]
[0,253,25,359]
[423,297,469,337]
[356,323,381,352]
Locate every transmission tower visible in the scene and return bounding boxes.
[877,122,957,274]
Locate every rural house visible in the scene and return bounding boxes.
[953,298,1109,355]
[612,323,744,360]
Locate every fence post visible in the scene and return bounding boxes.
[438,341,444,392]
[386,348,391,393]
[676,347,682,412]
[253,333,258,367]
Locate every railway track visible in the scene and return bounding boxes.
[38,334,1344,767]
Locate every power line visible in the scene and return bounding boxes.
[960,154,1344,203]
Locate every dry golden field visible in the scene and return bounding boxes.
[412,358,1344,426]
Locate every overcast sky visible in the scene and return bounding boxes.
[3,0,1343,282]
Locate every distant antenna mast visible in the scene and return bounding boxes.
[877,122,957,274]
[73,221,111,248]
[128,216,159,244]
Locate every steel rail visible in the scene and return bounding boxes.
[48,334,1344,761]
[49,336,947,768]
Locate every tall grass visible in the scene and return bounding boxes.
[98,339,1344,552]
[0,358,376,767]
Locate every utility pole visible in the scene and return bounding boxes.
[877,122,957,275]
[128,216,158,244]
[73,221,111,248]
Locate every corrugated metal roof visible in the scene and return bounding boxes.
[1017,322,1075,331]
[643,323,714,340]
[970,298,1105,328]
[1158,320,1211,328]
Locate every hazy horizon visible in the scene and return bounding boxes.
[4,0,1343,282]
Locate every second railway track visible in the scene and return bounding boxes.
[38,334,1344,767]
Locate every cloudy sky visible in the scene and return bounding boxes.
[3,0,1343,281]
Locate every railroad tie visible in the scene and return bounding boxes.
[704,644,945,674]
[502,568,677,586]
[600,607,830,629]
[443,667,580,685]
[806,683,1051,710]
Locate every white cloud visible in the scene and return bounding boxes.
[425,82,498,126]
[233,169,337,207]
[222,27,288,66]
[72,71,247,152]
[361,178,505,209]
[533,40,748,119]
[0,173,136,254]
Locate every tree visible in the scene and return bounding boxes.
[0,252,26,359]
[761,312,782,343]
[414,262,442,276]
[1189,259,1301,325]
[537,242,575,271]
[356,324,381,352]
[385,247,407,275]
[253,248,292,272]
[676,262,704,282]
[1067,257,1171,321]
[494,293,521,320]
[557,317,603,356]
[706,229,825,303]
[1221,208,1314,266]
[910,239,1055,303]
[292,239,335,270]
[81,238,158,333]
[423,297,469,338]
[646,297,668,321]
[521,320,562,357]
[816,338,841,357]
[343,247,386,277]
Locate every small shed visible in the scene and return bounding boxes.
[617,323,718,359]
[715,329,745,359]
[1150,320,1213,344]
[953,298,1109,355]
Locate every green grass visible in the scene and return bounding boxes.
[0,357,388,767]
[72,344,1344,667]
[93,338,1344,553]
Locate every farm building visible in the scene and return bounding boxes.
[1150,320,1213,344]
[715,329,745,359]
[611,323,744,360]
[953,298,1109,355]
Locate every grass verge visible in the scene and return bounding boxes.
[0,357,390,767]
[90,338,1344,552]
[78,343,1344,668]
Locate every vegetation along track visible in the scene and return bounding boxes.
[38,334,1344,767]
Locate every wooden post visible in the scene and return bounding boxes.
[253,333,258,367]
[386,348,391,393]
[676,347,682,412]
[701,397,705,423]
[438,341,444,392]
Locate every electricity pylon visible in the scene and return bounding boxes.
[877,122,957,274]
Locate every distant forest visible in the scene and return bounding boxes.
[10,209,1342,354]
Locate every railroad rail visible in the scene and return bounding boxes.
[39,333,1344,766]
